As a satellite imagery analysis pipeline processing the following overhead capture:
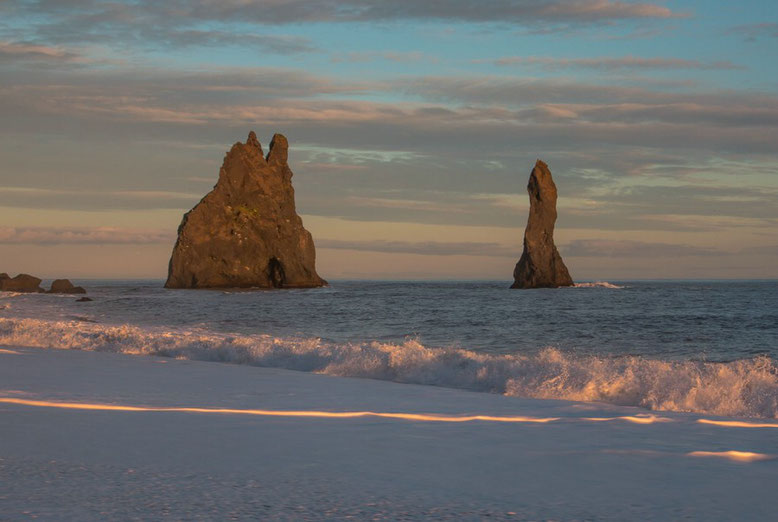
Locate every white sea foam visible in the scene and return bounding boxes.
[573,282,625,289]
[1,317,776,419]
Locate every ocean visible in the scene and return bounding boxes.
[1,280,777,418]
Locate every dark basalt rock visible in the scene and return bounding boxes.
[511,160,574,289]
[48,279,87,294]
[165,131,326,289]
[0,273,45,293]
[76,297,93,302]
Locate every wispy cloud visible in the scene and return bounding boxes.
[318,239,516,257]
[0,0,684,62]
[147,30,316,55]
[0,226,174,245]
[20,0,682,26]
[561,239,778,260]
[478,55,743,71]
[4,71,776,154]
[331,51,435,64]
[729,23,778,42]
[0,186,201,211]
[561,239,720,257]
[0,40,89,65]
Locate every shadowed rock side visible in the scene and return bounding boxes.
[165,132,326,289]
[511,160,573,289]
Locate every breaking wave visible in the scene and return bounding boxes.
[1,317,776,419]
[573,282,625,289]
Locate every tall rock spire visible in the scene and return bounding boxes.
[511,160,573,289]
[165,131,326,289]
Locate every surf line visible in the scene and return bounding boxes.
[0,398,560,424]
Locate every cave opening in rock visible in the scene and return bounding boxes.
[267,257,286,288]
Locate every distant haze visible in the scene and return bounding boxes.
[1,1,776,280]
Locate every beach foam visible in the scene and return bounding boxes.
[1,317,776,419]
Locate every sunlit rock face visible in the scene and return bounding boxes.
[511,160,573,289]
[165,132,326,289]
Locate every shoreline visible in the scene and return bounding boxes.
[2,314,777,420]
[2,345,778,519]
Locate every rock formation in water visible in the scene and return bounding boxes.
[0,273,45,293]
[165,131,326,289]
[511,160,573,289]
[48,279,86,294]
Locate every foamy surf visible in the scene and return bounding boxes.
[573,282,625,289]
[1,317,776,419]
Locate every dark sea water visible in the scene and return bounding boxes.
[2,280,777,418]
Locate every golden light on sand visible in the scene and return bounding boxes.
[582,414,673,424]
[687,451,774,462]
[697,419,778,429]
[0,398,559,424]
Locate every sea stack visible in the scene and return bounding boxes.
[165,131,326,289]
[511,160,573,289]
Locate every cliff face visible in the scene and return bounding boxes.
[511,160,573,289]
[165,132,326,289]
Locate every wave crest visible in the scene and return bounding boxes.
[1,318,776,419]
[573,282,625,289]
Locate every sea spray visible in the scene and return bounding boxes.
[573,282,625,289]
[1,317,776,419]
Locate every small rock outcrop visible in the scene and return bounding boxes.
[0,273,45,293]
[76,297,93,302]
[511,160,573,289]
[48,279,87,294]
[165,131,326,289]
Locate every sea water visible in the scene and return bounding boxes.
[1,280,777,418]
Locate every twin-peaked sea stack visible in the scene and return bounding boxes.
[165,132,326,289]
[511,160,574,289]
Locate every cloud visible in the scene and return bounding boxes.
[147,30,316,55]
[331,51,434,64]
[0,0,683,62]
[4,71,776,156]
[0,186,201,211]
[561,239,720,257]
[0,40,88,65]
[318,239,517,257]
[0,226,174,245]
[21,0,682,26]
[479,55,743,71]
[729,23,778,42]
[398,75,777,110]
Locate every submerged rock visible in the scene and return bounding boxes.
[511,160,573,289]
[48,279,87,294]
[165,131,326,289]
[0,273,45,293]
[76,297,93,302]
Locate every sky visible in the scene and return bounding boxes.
[0,0,776,280]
